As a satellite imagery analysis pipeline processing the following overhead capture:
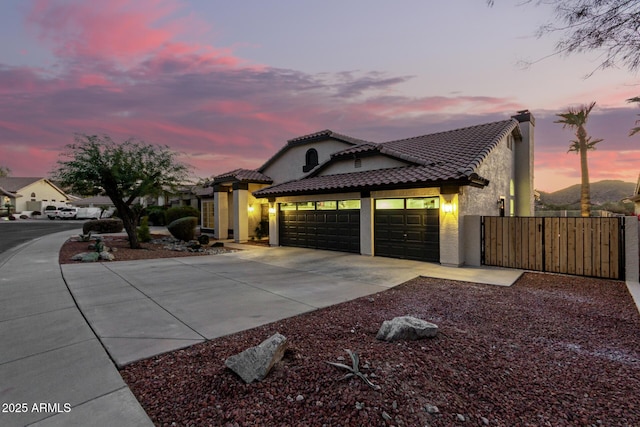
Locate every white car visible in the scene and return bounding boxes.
[57,207,78,220]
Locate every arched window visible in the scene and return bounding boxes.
[303,148,319,172]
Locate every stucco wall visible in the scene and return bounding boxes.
[14,180,69,212]
[261,139,355,185]
[460,134,514,218]
[319,155,407,176]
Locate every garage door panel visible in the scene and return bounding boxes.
[279,209,360,254]
[375,206,439,262]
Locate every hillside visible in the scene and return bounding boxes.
[539,180,635,205]
[537,180,635,214]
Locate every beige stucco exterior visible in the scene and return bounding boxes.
[2,179,70,212]
[261,139,355,184]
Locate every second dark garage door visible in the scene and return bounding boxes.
[279,201,360,253]
[374,198,440,262]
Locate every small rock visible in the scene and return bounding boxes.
[424,404,440,414]
[296,395,304,402]
[382,411,392,421]
[99,251,115,261]
[456,413,466,422]
[355,402,364,410]
[481,416,489,425]
[392,400,398,410]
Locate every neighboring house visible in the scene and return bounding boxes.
[0,177,70,212]
[207,110,535,267]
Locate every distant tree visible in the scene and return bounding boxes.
[627,96,640,135]
[0,165,10,177]
[53,134,189,249]
[555,102,603,217]
[487,1,640,75]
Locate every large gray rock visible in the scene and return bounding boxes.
[71,252,100,262]
[225,333,287,383]
[99,251,115,261]
[376,316,438,342]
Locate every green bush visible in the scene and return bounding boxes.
[166,206,200,225]
[137,216,152,243]
[82,219,124,234]
[146,206,167,226]
[167,216,197,241]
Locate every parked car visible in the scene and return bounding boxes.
[58,207,78,220]
[45,205,61,220]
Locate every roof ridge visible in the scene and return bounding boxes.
[382,118,514,144]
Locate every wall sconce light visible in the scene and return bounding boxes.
[248,205,254,213]
[268,206,276,215]
[441,193,455,214]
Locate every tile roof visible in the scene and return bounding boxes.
[0,177,44,192]
[254,119,519,197]
[254,165,486,197]
[212,168,272,184]
[287,129,371,146]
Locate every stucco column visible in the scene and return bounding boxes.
[233,182,249,243]
[213,185,229,240]
[513,111,535,216]
[268,200,279,247]
[439,193,464,267]
[360,195,374,256]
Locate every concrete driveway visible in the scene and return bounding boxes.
[61,245,522,367]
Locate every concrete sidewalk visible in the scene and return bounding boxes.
[0,230,152,427]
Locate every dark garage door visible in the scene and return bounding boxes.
[279,201,360,253]
[374,198,439,262]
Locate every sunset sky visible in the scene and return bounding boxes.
[1,0,639,192]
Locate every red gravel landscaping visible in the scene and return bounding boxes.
[120,272,640,426]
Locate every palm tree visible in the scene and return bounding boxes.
[555,102,603,217]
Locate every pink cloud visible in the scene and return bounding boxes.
[26,0,242,72]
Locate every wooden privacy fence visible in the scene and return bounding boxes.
[481,216,625,280]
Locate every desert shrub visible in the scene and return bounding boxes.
[137,216,152,243]
[167,216,197,241]
[198,234,210,245]
[166,206,200,225]
[82,218,124,234]
[146,206,167,226]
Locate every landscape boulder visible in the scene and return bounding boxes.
[225,333,288,383]
[71,252,100,262]
[376,316,438,342]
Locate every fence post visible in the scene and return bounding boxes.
[465,215,482,266]
[625,217,638,282]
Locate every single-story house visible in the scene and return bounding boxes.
[203,110,535,267]
[0,177,71,212]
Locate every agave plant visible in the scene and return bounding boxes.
[326,349,380,390]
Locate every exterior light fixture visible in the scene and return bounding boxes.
[268,206,276,215]
[441,193,455,214]
[248,205,254,213]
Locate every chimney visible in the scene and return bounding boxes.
[511,110,535,216]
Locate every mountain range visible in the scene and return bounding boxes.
[537,180,636,213]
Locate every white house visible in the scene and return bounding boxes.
[203,110,535,267]
[0,177,70,213]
